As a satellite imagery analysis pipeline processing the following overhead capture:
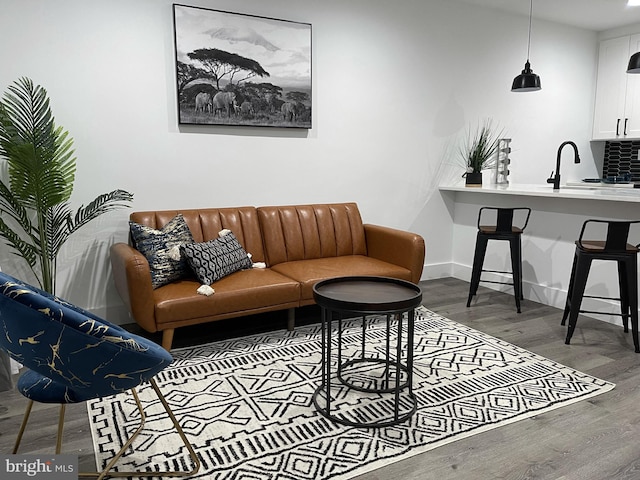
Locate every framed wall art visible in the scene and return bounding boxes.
[173,4,312,128]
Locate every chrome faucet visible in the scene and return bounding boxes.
[547,141,581,190]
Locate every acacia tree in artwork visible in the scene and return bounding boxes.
[241,82,283,110]
[286,91,309,104]
[176,61,211,97]
[187,48,270,90]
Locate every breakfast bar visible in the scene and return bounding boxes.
[439,182,640,204]
[439,182,640,321]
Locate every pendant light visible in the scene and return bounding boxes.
[511,0,541,91]
[628,1,640,72]
[628,51,640,73]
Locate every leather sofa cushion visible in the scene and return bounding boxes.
[271,255,412,303]
[258,203,366,266]
[153,269,299,326]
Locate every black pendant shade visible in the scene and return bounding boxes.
[628,51,640,73]
[512,0,541,92]
[512,61,541,91]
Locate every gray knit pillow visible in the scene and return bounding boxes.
[181,232,253,285]
[129,214,194,289]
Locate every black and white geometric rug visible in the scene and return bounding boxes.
[87,306,614,479]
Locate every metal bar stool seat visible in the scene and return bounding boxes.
[562,219,640,353]
[466,207,531,313]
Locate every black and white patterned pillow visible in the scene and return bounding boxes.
[181,232,253,285]
[129,214,194,289]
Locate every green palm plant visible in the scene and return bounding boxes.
[0,77,133,294]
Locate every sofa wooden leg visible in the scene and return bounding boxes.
[288,308,295,331]
[161,329,175,351]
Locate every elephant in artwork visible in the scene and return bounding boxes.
[240,101,254,117]
[281,102,296,122]
[194,92,212,113]
[212,92,238,117]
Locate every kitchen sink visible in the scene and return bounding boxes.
[535,183,636,191]
[560,184,602,190]
[536,184,599,190]
[565,181,635,189]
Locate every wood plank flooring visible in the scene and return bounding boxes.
[1,277,639,479]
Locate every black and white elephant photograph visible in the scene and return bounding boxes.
[173,5,312,128]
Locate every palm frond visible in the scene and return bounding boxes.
[0,179,36,240]
[45,202,73,259]
[0,78,76,211]
[71,190,134,234]
[0,217,39,268]
[2,78,53,149]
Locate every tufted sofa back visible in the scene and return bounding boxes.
[128,203,369,268]
[130,207,266,263]
[257,203,367,266]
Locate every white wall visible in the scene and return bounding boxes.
[0,0,599,323]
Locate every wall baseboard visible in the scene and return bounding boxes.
[421,262,453,280]
[424,262,628,326]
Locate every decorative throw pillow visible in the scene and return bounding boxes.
[129,214,194,289]
[181,232,253,285]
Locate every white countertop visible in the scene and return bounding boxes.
[439,182,640,203]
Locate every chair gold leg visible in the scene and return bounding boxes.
[16,382,200,478]
[79,387,148,479]
[80,378,200,478]
[12,399,34,454]
[147,377,201,477]
[56,404,66,454]
[15,401,67,455]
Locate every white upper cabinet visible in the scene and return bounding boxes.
[592,34,640,140]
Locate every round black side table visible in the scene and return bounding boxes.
[312,276,423,428]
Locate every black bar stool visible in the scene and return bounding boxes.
[562,219,640,353]
[466,207,531,313]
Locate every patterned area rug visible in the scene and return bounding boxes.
[87,306,614,479]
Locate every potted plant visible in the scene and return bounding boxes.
[460,119,502,186]
[0,77,133,294]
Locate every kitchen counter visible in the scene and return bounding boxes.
[439,182,640,203]
[441,180,639,323]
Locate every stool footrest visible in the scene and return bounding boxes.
[481,269,513,275]
[479,279,514,287]
[582,294,622,302]
[579,309,626,317]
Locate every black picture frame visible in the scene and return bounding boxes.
[173,4,312,128]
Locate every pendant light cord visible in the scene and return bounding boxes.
[527,0,533,61]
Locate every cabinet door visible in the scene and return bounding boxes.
[624,34,640,138]
[592,36,630,140]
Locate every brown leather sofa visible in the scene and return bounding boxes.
[110,202,425,350]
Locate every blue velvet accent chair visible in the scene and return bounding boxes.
[0,271,200,479]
